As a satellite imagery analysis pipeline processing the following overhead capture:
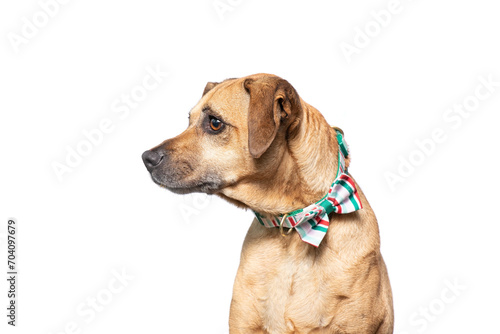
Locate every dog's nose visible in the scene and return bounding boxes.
[142,150,163,171]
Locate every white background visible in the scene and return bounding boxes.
[1,0,499,333]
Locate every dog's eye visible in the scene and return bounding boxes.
[209,116,223,132]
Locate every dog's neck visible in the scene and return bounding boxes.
[278,101,342,211]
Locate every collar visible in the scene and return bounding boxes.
[253,129,363,247]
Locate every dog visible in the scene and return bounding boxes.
[142,73,394,333]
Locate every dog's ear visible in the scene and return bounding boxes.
[244,77,301,159]
[202,82,219,97]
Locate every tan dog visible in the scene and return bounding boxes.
[142,73,394,333]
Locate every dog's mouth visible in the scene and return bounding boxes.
[149,169,224,195]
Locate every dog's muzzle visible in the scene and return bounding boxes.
[142,145,224,194]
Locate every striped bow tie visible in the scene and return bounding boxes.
[253,129,363,247]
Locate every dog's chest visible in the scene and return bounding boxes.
[238,229,347,332]
[260,260,336,331]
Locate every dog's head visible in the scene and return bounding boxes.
[142,73,303,207]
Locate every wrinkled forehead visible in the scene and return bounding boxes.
[190,78,250,123]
